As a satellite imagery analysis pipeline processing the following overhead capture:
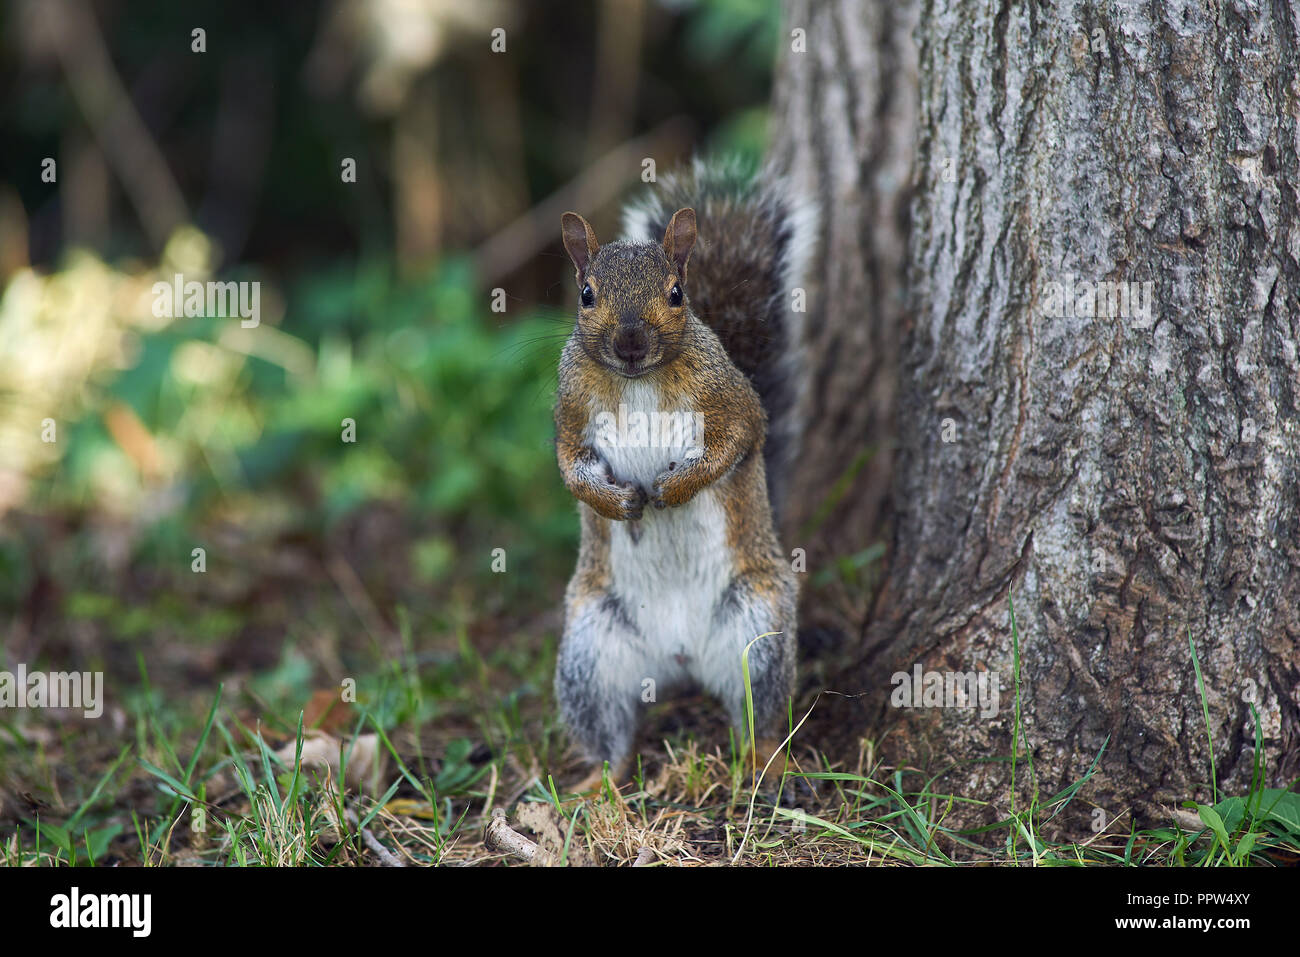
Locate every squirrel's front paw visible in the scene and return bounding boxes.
[650,462,694,509]
[594,480,646,521]
[618,482,648,520]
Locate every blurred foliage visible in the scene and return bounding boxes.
[3,238,577,596]
[680,0,781,73]
[0,0,779,627]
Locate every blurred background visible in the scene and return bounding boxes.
[0,0,781,793]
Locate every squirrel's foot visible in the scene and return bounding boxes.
[566,760,629,797]
[743,739,816,805]
[743,738,795,786]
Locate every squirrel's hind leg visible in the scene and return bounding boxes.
[694,575,797,757]
[555,593,645,783]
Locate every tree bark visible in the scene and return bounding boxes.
[774,0,1300,837]
[770,0,918,633]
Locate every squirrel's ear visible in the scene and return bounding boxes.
[561,212,599,278]
[663,207,697,280]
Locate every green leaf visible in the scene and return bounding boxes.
[1195,803,1232,858]
[34,821,72,854]
[83,824,123,866]
[139,758,199,801]
[1259,788,1300,833]
[1210,795,1246,833]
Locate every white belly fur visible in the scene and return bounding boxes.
[587,380,732,664]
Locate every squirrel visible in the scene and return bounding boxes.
[552,159,818,789]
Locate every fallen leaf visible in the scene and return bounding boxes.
[275,730,385,795]
[302,688,356,735]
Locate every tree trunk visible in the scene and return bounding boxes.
[774,0,1300,836]
[770,0,918,634]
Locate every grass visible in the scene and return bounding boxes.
[2,592,1298,867]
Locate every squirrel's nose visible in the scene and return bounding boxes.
[611,325,649,364]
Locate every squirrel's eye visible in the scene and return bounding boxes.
[581,283,595,307]
[669,283,682,307]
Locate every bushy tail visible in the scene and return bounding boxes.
[622,157,819,522]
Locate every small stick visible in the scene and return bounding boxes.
[345,808,405,867]
[484,808,552,865]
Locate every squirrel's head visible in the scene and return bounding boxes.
[560,208,696,378]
